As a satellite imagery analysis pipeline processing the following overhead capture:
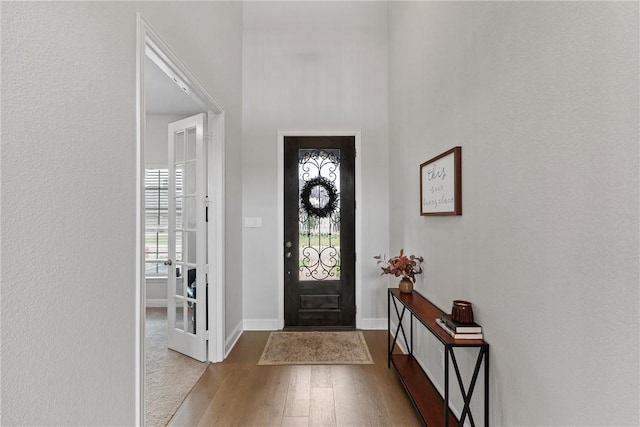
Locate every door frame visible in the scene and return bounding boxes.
[135,14,226,426]
[277,130,362,330]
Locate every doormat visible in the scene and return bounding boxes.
[258,331,374,365]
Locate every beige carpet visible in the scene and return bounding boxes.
[145,307,207,427]
[258,331,374,365]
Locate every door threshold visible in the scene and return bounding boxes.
[282,326,356,331]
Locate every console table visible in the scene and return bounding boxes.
[388,288,489,427]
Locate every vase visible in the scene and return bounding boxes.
[398,278,413,293]
[451,300,474,324]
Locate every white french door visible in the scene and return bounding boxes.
[166,113,207,361]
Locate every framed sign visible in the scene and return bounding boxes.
[420,146,462,216]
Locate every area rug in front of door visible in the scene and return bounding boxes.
[258,331,374,365]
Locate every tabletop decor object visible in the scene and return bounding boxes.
[451,300,474,324]
[374,249,423,293]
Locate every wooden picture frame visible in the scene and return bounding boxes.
[420,147,462,216]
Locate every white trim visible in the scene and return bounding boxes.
[224,321,244,358]
[145,299,168,308]
[277,130,363,330]
[144,276,168,283]
[359,318,387,330]
[243,318,279,331]
[208,109,226,363]
[135,16,145,426]
[144,163,168,170]
[136,13,226,425]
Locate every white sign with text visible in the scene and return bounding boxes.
[420,147,461,215]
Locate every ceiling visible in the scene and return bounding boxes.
[145,56,203,116]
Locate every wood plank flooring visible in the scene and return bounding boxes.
[168,330,421,426]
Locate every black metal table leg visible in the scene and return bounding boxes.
[444,345,450,427]
[485,345,490,427]
[449,346,489,427]
[387,291,391,368]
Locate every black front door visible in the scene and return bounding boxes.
[284,136,356,328]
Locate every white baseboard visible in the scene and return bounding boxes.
[225,320,243,358]
[359,317,387,330]
[243,318,279,331]
[145,299,167,308]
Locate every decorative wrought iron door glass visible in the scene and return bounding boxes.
[298,149,341,281]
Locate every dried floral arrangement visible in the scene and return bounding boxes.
[374,249,424,283]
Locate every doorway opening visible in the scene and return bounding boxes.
[135,14,226,426]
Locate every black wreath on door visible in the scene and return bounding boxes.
[300,177,339,218]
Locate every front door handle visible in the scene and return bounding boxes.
[286,252,292,259]
[163,259,173,266]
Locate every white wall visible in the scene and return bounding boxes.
[241,2,390,329]
[1,3,138,424]
[0,2,242,425]
[388,2,639,425]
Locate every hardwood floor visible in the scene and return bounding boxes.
[168,330,421,426]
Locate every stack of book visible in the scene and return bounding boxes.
[436,314,483,340]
